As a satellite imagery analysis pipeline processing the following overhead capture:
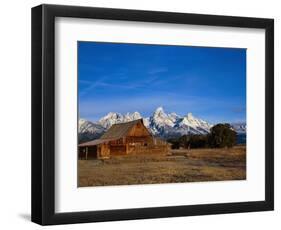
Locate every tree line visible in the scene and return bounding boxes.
[167,123,237,149]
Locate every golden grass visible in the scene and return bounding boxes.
[78,145,246,187]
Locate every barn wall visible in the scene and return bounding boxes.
[110,144,126,155]
[80,142,170,159]
[98,143,110,159]
[128,144,170,155]
[126,136,153,144]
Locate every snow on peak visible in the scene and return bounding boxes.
[79,118,87,125]
[174,113,213,135]
[150,107,174,128]
[168,112,180,123]
[187,112,193,119]
[104,112,122,119]
[153,106,165,116]
[78,118,105,134]
[99,112,124,129]
[230,122,246,133]
[98,111,143,129]
[124,111,141,121]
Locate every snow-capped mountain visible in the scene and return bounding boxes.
[78,107,246,142]
[79,107,212,141]
[124,111,142,121]
[98,112,124,129]
[98,111,142,129]
[148,107,176,135]
[79,119,105,142]
[146,107,212,137]
[230,122,246,134]
[176,113,211,134]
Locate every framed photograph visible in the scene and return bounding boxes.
[31,4,274,225]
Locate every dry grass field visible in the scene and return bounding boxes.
[78,145,246,187]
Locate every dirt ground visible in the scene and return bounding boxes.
[78,145,246,187]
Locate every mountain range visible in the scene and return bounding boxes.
[79,107,246,143]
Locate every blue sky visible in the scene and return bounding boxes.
[78,41,246,124]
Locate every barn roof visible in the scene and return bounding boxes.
[100,119,147,140]
[78,138,116,147]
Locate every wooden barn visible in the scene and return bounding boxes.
[78,119,170,159]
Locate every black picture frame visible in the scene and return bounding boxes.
[31,4,274,225]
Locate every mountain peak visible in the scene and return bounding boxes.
[154,106,165,114]
[79,118,87,123]
[100,112,120,119]
[124,111,142,121]
[153,107,167,118]
[150,107,175,129]
[131,111,141,117]
[99,112,123,128]
[187,112,193,119]
[230,122,246,133]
